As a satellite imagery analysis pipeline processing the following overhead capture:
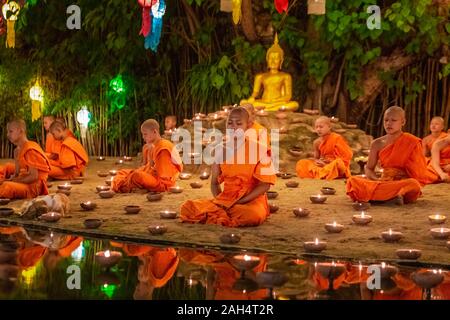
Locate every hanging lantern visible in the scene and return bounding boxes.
[308,0,326,15]
[220,0,232,12]
[274,0,289,14]
[76,106,91,127]
[108,74,128,111]
[145,0,166,52]
[231,0,241,25]
[2,1,20,48]
[29,81,43,122]
[138,0,155,38]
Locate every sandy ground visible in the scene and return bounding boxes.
[1,157,450,266]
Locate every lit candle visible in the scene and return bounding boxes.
[105,250,111,258]
[429,214,447,224]
[352,211,373,225]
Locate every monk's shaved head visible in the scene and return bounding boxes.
[384,106,405,119]
[49,121,66,132]
[431,116,444,125]
[315,116,331,126]
[7,119,26,133]
[241,103,255,115]
[43,115,55,120]
[141,119,160,131]
[228,107,250,122]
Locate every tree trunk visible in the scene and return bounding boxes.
[241,0,259,42]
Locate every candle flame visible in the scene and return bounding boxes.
[105,250,111,258]
[315,238,319,245]
[381,262,386,269]
[333,221,337,227]
[389,229,392,235]
[361,212,365,218]
[441,228,444,233]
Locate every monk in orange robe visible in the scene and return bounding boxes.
[112,119,182,193]
[48,121,88,180]
[180,107,276,227]
[429,135,450,182]
[241,103,271,154]
[296,116,353,180]
[141,144,152,166]
[346,106,438,205]
[0,119,50,199]
[43,115,76,160]
[422,116,447,158]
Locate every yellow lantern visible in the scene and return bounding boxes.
[2,1,20,48]
[308,0,326,15]
[29,81,43,121]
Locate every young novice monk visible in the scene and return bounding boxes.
[430,135,450,182]
[43,115,75,160]
[346,106,438,205]
[296,116,353,180]
[0,119,50,199]
[180,107,276,227]
[112,119,182,193]
[241,103,271,154]
[48,121,88,180]
[422,116,447,158]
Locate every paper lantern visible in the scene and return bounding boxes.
[29,81,43,121]
[220,0,233,12]
[76,107,91,127]
[232,0,241,25]
[2,1,20,48]
[307,0,326,15]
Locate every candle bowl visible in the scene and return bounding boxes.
[381,230,403,242]
[70,179,83,185]
[147,192,163,202]
[0,208,14,217]
[105,179,113,186]
[256,271,288,288]
[47,182,53,188]
[199,174,210,180]
[179,173,192,180]
[232,278,259,293]
[95,251,122,269]
[316,262,347,279]
[231,254,261,271]
[124,205,141,215]
[160,210,177,219]
[352,213,373,225]
[148,224,168,235]
[303,241,327,253]
[267,191,278,199]
[310,195,327,204]
[285,181,299,188]
[321,187,336,195]
[428,214,447,225]
[352,202,371,211]
[80,202,97,211]
[169,186,183,194]
[190,182,203,189]
[38,212,61,223]
[97,156,106,161]
[99,190,115,199]
[288,149,305,157]
[56,189,71,196]
[123,156,133,162]
[84,219,102,229]
[97,171,109,178]
[430,228,450,239]
[325,223,344,233]
[109,170,118,176]
[293,208,311,218]
[396,249,422,260]
[96,185,110,193]
[0,198,10,206]
[269,203,279,213]
[220,233,241,245]
[280,173,293,179]
[115,160,125,165]
[411,270,444,289]
[57,184,72,191]
[369,264,398,279]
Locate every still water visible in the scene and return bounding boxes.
[0,224,449,300]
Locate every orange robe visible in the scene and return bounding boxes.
[141,144,151,166]
[372,273,422,300]
[424,132,448,158]
[49,136,88,180]
[0,141,50,199]
[346,133,438,203]
[0,162,16,180]
[137,247,179,288]
[112,139,182,193]
[180,138,276,227]
[427,142,450,179]
[296,132,353,180]
[45,130,75,158]
[57,236,83,257]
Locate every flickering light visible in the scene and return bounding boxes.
[76,106,91,126]
[29,82,43,101]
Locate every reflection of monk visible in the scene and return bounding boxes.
[43,236,83,270]
[240,34,299,112]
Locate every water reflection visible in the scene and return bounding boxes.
[1,225,450,300]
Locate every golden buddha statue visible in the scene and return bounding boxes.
[240,34,299,112]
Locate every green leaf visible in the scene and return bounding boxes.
[218,56,231,69]
[211,74,225,89]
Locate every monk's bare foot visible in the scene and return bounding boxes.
[395,195,404,206]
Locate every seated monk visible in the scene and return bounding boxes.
[422,116,447,158]
[240,34,299,112]
[43,115,75,161]
[346,106,438,205]
[48,121,88,180]
[112,119,182,193]
[296,116,353,180]
[0,119,50,199]
[141,143,152,166]
[429,135,450,182]
[241,103,271,154]
[180,107,276,227]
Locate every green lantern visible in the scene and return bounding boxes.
[108,74,128,111]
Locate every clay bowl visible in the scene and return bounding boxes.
[0,208,14,217]
[169,186,183,194]
[160,210,178,219]
[57,184,72,191]
[190,182,203,189]
[269,203,279,213]
[285,181,299,188]
[321,187,336,195]
[428,214,447,225]
[369,263,398,279]
[39,212,61,223]
[84,219,102,229]
[99,190,115,199]
[96,185,110,193]
[231,254,261,271]
[109,170,118,176]
[293,208,311,218]
[280,173,293,180]
[288,149,305,157]
[381,230,404,242]
[316,262,347,279]
[324,222,344,233]
[430,227,450,240]
[97,171,109,178]
[310,195,327,204]
[352,202,371,211]
[256,271,288,288]
[179,173,192,180]
[396,249,422,260]
[411,270,444,289]
[303,241,327,253]
[105,179,113,186]
[56,189,71,196]
[0,198,10,206]
[199,173,210,180]
[267,191,278,199]
[123,156,133,162]
[220,233,241,245]
[80,201,97,211]
[96,156,106,161]
[148,224,168,235]
[147,192,163,202]
[47,182,53,188]
[70,179,83,185]
[124,205,141,215]
[95,250,122,269]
